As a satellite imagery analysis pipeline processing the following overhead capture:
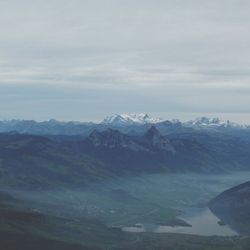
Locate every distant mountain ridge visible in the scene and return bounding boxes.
[184,117,247,130]
[0,125,250,189]
[0,114,249,136]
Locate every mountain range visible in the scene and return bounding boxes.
[0,114,248,136]
[1,125,250,189]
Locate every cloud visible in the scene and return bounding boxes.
[0,0,250,121]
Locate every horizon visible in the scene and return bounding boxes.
[0,112,249,125]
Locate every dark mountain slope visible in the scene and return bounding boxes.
[209,181,250,235]
[0,191,120,250]
[0,133,114,189]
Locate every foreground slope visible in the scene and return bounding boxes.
[0,191,98,250]
[209,181,250,235]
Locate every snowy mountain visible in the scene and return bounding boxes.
[101,113,163,126]
[101,114,249,130]
[184,117,228,128]
[0,115,248,136]
[184,117,248,130]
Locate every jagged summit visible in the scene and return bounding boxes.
[144,126,161,138]
[87,128,143,150]
[101,113,163,126]
[143,126,176,153]
[86,126,175,153]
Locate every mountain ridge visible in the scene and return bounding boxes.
[0,126,250,189]
[0,114,249,136]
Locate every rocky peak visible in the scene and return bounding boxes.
[143,126,176,153]
[88,129,143,150]
[144,126,161,139]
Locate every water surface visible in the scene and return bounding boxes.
[122,207,238,236]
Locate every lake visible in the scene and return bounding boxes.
[122,207,238,236]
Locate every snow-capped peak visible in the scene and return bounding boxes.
[184,117,246,129]
[101,113,163,126]
[185,117,226,127]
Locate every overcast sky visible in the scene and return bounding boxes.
[0,0,250,123]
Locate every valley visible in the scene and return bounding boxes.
[1,171,250,249]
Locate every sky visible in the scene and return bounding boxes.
[0,0,250,123]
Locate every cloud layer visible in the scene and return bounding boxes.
[0,0,250,122]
